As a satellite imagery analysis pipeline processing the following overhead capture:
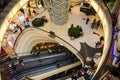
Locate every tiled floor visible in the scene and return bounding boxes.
[30,5,104,51]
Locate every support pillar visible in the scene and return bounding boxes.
[44,0,69,25]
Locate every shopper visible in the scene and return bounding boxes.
[28,1,30,7]
[20,8,25,15]
[49,31,55,38]
[48,49,52,55]
[91,23,94,29]
[19,59,26,70]
[97,20,100,27]
[100,36,104,42]
[42,16,48,23]
[86,17,90,24]
[56,60,60,68]
[13,25,22,33]
[17,25,22,32]
[69,7,72,14]
[71,24,74,28]
[32,10,36,17]
[38,59,42,65]
[11,62,16,73]
[90,58,95,69]
[25,17,30,27]
[28,8,31,16]
[95,41,101,48]
[7,56,11,62]
[100,42,104,55]
[41,0,44,8]
[23,21,28,28]
[91,19,96,29]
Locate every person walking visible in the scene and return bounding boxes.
[95,41,101,48]
[95,20,100,29]
[18,59,26,70]
[32,10,36,17]
[17,25,22,32]
[28,8,31,16]
[23,21,28,28]
[91,23,94,29]
[25,17,30,27]
[20,8,25,15]
[56,60,60,68]
[93,19,96,29]
[90,58,95,70]
[91,19,96,29]
[97,20,100,27]
[69,7,72,14]
[38,59,42,65]
[100,36,104,42]
[13,25,22,33]
[11,62,16,73]
[86,17,90,24]
[28,1,30,7]
[41,0,44,8]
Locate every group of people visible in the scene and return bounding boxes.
[7,22,23,48]
[31,46,40,56]
[19,8,30,27]
[31,44,66,56]
[27,0,45,17]
[102,74,115,80]
[5,57,25,76]
[71,65,95,80]
[8,22,22,33]
[27,1,37,17]
[91,19,102,29]
[86,17,101,30]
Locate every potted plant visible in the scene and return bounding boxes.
[32,18,44,27]
[68,25,83,38]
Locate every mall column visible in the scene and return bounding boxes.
[44,0,69,25]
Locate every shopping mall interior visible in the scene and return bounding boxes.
[0,0,120,80]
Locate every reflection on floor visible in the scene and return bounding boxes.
[79,42,101,59]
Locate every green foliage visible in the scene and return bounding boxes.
[109,0,116,7]
[68,26,83,38]
[70,27,80,37]
[32,18,42,27]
